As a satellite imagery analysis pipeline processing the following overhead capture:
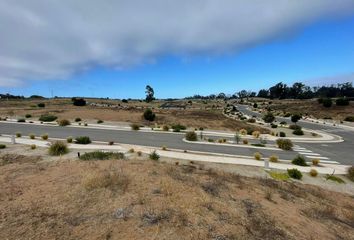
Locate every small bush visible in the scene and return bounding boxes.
[312,159,320,166]
[247,118,256,123]
[289,124,301,130]
[72,98,86,106]
[67,137,73,143]
[322,98,332,108]
[252,131,260,138]
[137,151,142,156]
[271,124,278,128]
[279,121,287,125]
[293,129,304,135]
[49,141,68,156]
[29,134,35,139]
[84,123,88,126]
[75,136,91,144]
[131,124,140,130]
[108,141,114,145]
[39,114,57,122]
[128,148,135,153]
[17,118,25,122]
[243,139,248,144]
[344,116,354,122]
[279,132,286,137]
[185,131,197,141]
[171,124,186,132]
[239,129,247,135]
[0,144,6,149]
[75,117,82,122]
[97,119,104,124]
[309,169,318,177]
[58,119,70,126]
[269,155,278,162]
[30,144,36,150]
[25,114,32,118]
[162,145,167,150]
[37,103,45,108]
[292,155,308,166]
[254,152,262,160]
[276,138,293,150]
[336,97,349,106]
[15,132,21,137]
[143,108,156,121]
[149,151,160,161]
[162,125,169,131]
[41,134,48,140]
[283,113,291,117]
[347,166,354,181]
[207,138,215,142]
[79,151,124,161]
[287,168,302,180]
[311,132,318,137]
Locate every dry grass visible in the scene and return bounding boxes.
[0,154,353,239]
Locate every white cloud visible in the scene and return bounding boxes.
[302,72,354,86]
[1,0,354,86]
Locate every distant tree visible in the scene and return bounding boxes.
[322,98,332,108]
[253,103,258,108]
[263,112,275,124]
[217,93,226,99]
[291,114,302,124]
[145,85,155,103]
[257,89,269,98]
[72,98,86,106]
[336,97,349,106]
[30,95,44,99]
[269,82,288,99]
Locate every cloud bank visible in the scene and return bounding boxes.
[1,0,354,87]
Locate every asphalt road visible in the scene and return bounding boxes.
[0,121,299,161]
[237,104,354,165]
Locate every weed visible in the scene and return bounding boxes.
[25,114,32,118]
[17,118,25,122]
[131,124,140,130]
[30,144,36,150]
[128,148,135,153]
[162,145,167,150]
[185,131,197,141]
[41,134,48,140]
[75,136,91,144]
[312,159,320,166]
[97,119,103,124]
[149,151,160,161]
[15,132,21,137]
[0,144,6,149]
[58,119,70,126]
[82,168,130,192]
[49,141,68,156]
[264,189,273,201]
[268,171,289,181]
[243,139,249,144]
[326,175,345,183]
[269,155,279,162]
[29,134,35,139]
[162,125,169,131]
[254,152,262,160]
[252,131,260,138]
[137,151,142,156]
[108,141,114,145]
[66,137,73,143]
[39,114,57,122]
[79,151,124,161]
[347,166,354,181]
[309,169,318,177]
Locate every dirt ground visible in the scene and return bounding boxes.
[0,98,267,132]
[0,145,353,239]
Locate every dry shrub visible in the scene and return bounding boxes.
[82,168,130,192]
[309,169,318,177]
[243,139,249,144]
[312,159,320,166]
[269,155,278,162]
[252,131,260,138]
[254,152,262,160]
[240,129,247,135]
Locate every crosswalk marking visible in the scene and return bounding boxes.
[292,145,337,163]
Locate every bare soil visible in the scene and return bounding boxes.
[0,149,353,239]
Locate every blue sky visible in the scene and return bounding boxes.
[1,1,354,99]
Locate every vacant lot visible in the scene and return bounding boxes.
[0,152,353,239]
[0,98,267,132]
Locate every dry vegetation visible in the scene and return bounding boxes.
[0,98,267,131]
[0,153,353,239]
[256,98,354,120]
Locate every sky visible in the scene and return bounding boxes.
[1,0,354,99]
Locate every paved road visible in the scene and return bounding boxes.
[237,104,354,165]
[0,122,300,160]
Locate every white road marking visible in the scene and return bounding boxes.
[300,152,321,156]
[305,156,329,160]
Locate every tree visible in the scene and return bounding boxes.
[322,98,332,108]
[145,85,155,103]
[291,114,302,124]
[257,89,269,98]
[269,82,288,99]
[72,98,86,106]
[143,108,156,121]
[263,112,275,124]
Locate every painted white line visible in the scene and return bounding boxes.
[300,152,321,156]
[294,150,313,153]
[305,156,329,160]
[316,160,339,164]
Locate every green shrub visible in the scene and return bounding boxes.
[279,132,286,137]
[289,124,301,130]
[72,98,86,106]
[263,112,275,123]
[41,134,48,140]
[243,139,248,144]
[75,136,91,144]
[276,138,293,150]
[247,118,256,123]
[336,97,349,106]
[344,116,354,122]
[17,118,25,122]
[251,143,265,147]
[162,125,169,131]
[143,108,156,121]
[128,148,135,153]
[287,168,302,180]
[29,134,35,139]
[347,166,354,182]
[283,113,291,117]
[171,124,186,132]
[108,141,114,145]
[291,114,302,124]
[279,121,287,125]
[309,169,318,177]
[30,144,36,150]
[293,129,304,135]
[15,132,21,137]
[322,98,332,108]
[58,119,70,126]
[39,114,57,122]
[25,114,32,118]
[79,151,124,161]
[37,103,45,108]
[137,151,142,156]
[97,119,104,124]
[326,175,345,183]
[67,137,73,143]
[49,141,68,156]
[75,117,82,122]
[185,131,197,141]
[271,124,278,128]
[292,155,308,166]
[149,150,160,161]
[0,144,6,149]
[131,124,140,130]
